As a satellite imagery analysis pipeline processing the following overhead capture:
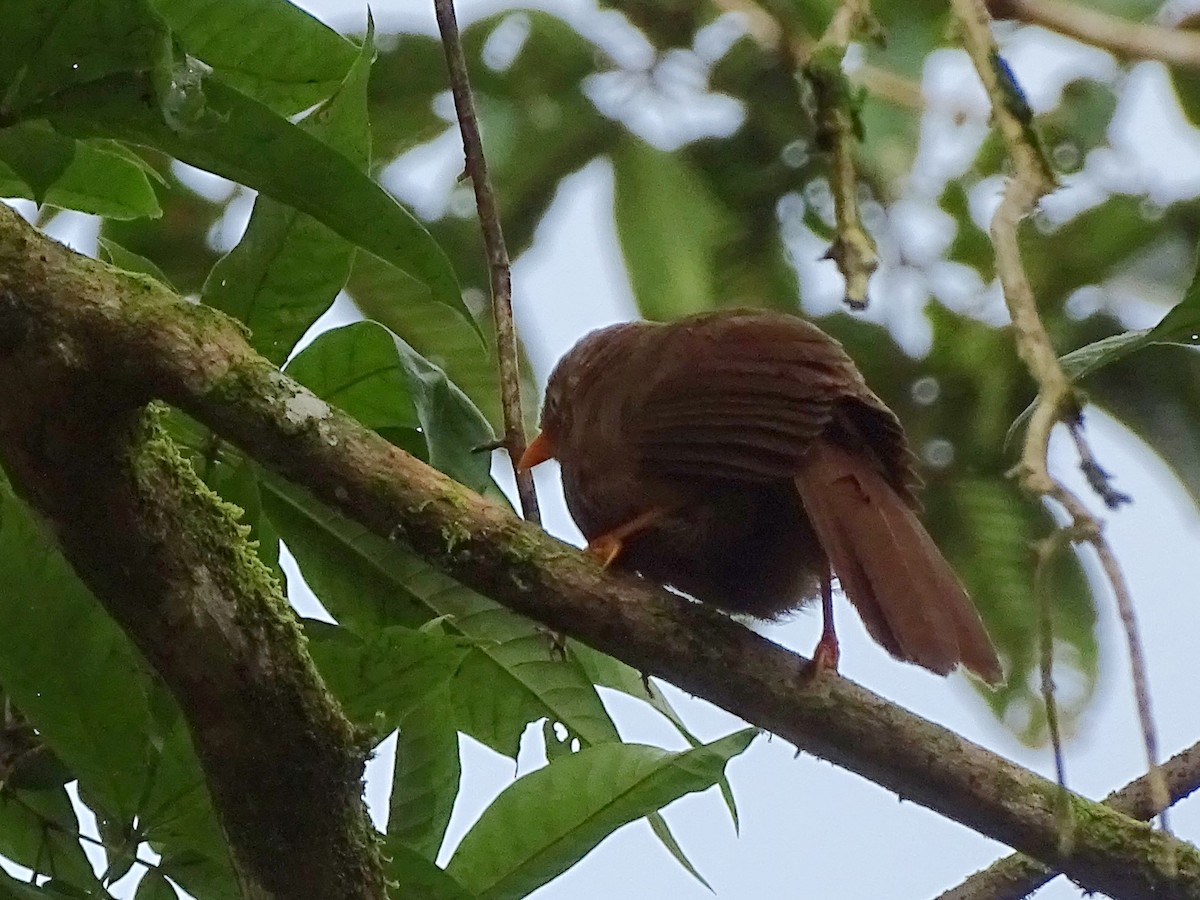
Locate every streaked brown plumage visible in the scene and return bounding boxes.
[521,310,1002,683]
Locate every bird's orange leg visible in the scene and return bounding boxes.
[810,559,840,674]
[585,506,669,568]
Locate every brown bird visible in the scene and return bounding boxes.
[519,310,1002,683]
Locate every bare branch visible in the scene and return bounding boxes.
[433,0,541,525]
[2,203,1199,900]
[807,0,881,309]
[991,0,1200,69]
[1034,532,1072,841]
[711,0,882,307]
[950,0,1169,838]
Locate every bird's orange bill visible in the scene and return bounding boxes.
[584,506,671,568]
[518,431,557,471]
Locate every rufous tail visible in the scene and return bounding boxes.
[794,441,1002,683]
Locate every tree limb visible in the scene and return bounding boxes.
[939,740,1200,900]
[0,213,383,896]
[1,205,1198,898]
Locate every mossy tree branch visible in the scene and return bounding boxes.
[0,217,383,897]
[0,205,1199,897]
[939,740,1200,900]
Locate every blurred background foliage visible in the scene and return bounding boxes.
[91,0,1200,743]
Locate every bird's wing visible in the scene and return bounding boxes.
[631,314,865,482]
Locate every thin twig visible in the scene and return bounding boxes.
[936,740,1200,900]
[951,0,1170,843]
[807,0,880,309]
[1033,532,1074,853]
[714,0,925,110]
[433,0,541,525]
[1093,533,1172,834]
[1069,418,1131,509]
[990,0,1200,70]
[856,64,924,111]
[711,0,883,307]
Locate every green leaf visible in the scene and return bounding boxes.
[98,237,174,287]
[1058,249,1200,380]
[150,0,357,115]
[1078,314,1200,514]
[0,125,162,218]
[348,253,499,426]
[284,321,494,492]
[389,686,462,860]
[305,620,469,738]
[0,0,170,116]
[34,73,478,336]
[202,196,355,363]
[0,788,102,893]
[383,838,478,900]
[260,480,620,759]
[201,21,373,363]
[44,140,161,219]
[1007,239,1200,445]
[0,481,157,820]
[612,137,734,321]
[88,790,137,884]
[0,122,76,202]
[446,731,756,899]
[572,645,740,836]
[647,812,713,893]
[136,712,239,900]
[133,870,177,900]
[0,870,95,900]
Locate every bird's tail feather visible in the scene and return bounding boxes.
[794,441,1002,683]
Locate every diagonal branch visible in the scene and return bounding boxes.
[433,0,541,525]
[938,740,1200,900]
[989,0,1200,69]
[1,203,1198,899]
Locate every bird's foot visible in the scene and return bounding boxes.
[584,506,671,569]
[806,632,840,678]
[584,535,623,568]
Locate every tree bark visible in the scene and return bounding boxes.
[0,210,384,897]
